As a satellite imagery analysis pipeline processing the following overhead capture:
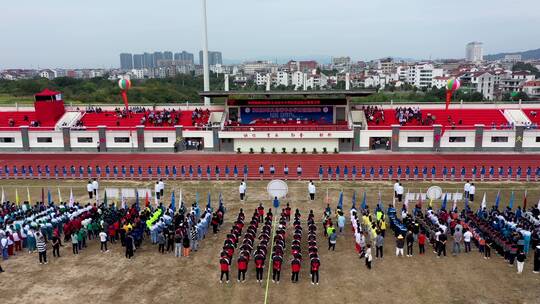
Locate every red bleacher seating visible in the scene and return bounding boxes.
[366,108,510,130]
[523,109,540,125]
[0,111,56,129]
[79,110,210,130]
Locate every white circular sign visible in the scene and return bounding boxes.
[267,180,288,199]
[426,186,443,200]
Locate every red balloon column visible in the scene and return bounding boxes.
[445,78,460,110]
[118,78,132,111]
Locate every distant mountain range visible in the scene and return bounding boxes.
[484,48,540,61]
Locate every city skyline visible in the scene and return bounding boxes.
[1,0,540,69]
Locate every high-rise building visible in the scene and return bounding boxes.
[199,50,222,66]
[174,51,195,64]
[163,51,173,61]
[143,52,154,69]
[120,53,133,70]
[133,54,144,69]
[153,51,164,67]
[466,42,483,63]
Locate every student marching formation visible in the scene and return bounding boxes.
[0,179,226,272]
[218,203,322,285]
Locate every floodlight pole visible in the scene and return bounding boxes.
[201,0,211,105]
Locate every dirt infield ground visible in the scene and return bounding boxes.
[1,179,539,304]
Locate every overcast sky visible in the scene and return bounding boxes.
[1,0,539,69]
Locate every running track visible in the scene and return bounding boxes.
[0,153,539,180]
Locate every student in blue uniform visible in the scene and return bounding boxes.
[526,166,531,182]
[147,166,152,179]
[396,165,402,180]
[22,165,27,179]
[507,166,513,181]
[516,166,522,181]
[296,165,303,180]
[318,165,324,181]
[283,165,289,180]
[61,166,67,179]
[215,166,220,180]
[498,166,504,181]
[224,165,230,179]
[127,165,132,179]
[85,165,91,179]
[197,165,202,180]
[335,165,341,181]
[188,165,194,179]
[138,165,143,179]
[489,165,494,180]
[378,166,383,180]
[14,165,19,179]
[54,165,59,179]
[165,165,170,179]
[460,166,466,182]
[352,165,357,181]
[327,166,333,181]
[442,166,448,181]
[4,165,10,179]
[431,166,436,181]
[172,165,177,179]
[122,165,127,178]
[156,166,162,178]
[413,166,419,180]
[45,165,51,179]
[471,166,477,181]
[269,164,275,177]
[37,165,43,179]
[96,165,102,178]
[79,165,84,179]
[535,166,540,182]
[243,165,248,180]
[206,165,211,180]
[105,165,110,179]
[405,166,410,181]
[259,164,265,180]
[388,165,393,181]
[369,166,375,181]
[343,165,349,181]
[29,165,35,178]
[361,165,366,180]
[181,165,187,179]
[233,165,238,179]
[422,166,428,181]
[113,165,119,179]
[480,165,486,181]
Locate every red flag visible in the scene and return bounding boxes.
[445,90,453,110]
[121,90,129,111]
[145,191,150,207]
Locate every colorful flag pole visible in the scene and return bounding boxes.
[171,190,176,211]
[15,188,20,206]
[494,190,501,210]
[523,190,527,209]
[58,187,62,203]
[41,187,45,203]
[441,193,447,210]
[69,188,74,207]
[508,191,515,210]
[481,192,487,210]
[361,191,367,210]
[337,191,343,210]
[0,187,5,203]
[27,187,31,204]
[351,191,357,210]
[47,188,52,204]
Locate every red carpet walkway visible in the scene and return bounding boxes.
[0,153,539,180]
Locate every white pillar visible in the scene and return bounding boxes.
[345,73,350,90]
[303,73,307,91]
[224,74,229,91]
[266,73,271,91]
[201,0,210,105]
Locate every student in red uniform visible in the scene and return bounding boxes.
[220,256,230,283]
[237,254,248,282]
[310,256,320,285]
[272,253,283,283]
[257,204,265,223]
[418,230,426,255]
[291,256,301,283]
[254,250,265,283]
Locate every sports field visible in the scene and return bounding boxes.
[1,179,539,304]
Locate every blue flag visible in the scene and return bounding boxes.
[361,191,367,210]
[508,191,514,210]
[207,191,212,211]
[377,190,383,212]
[351,191,357,210]
[135,190,140,212]
[441,193,447,210]
[47,188,52,204]
[494,190,500,210]
[171,191,176,211]
[218,192,225,213]
[337,191,343,210]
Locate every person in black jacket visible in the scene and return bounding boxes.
[533,245,540,273]
[406,230,414,257]
[125,232,134,259]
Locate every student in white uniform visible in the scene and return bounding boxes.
[463,181,471,200]
[393,180,400,197]
[239,181,247,201]
[308,181,316,201]
[87,181,94,199]
[396,183,404,203]
[92,179,99,196]
[158,179,165,198]
[155,181,161,200]
[468,183,476,202]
